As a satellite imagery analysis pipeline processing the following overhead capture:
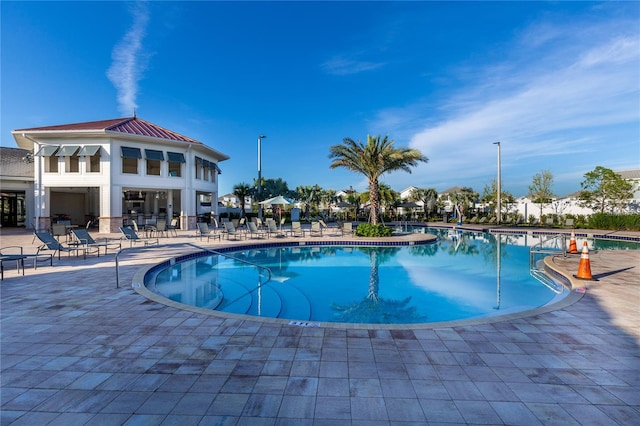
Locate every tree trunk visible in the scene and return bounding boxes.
[368,251,379,301]
[369,179,380,225]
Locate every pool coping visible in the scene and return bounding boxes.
[131,233,584,330]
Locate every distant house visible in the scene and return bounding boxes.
[218,193,252,210]
[12,116,229,232]
[512,169,640,219]
[0,147,34,227]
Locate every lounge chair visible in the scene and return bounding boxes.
[319,219,338,235]
[223,221,244,240]
[1,246,52,280]
[288,221,305,237]
[35,231,97,259]
[564,218,574,228]
[0,246,25,279]
[196,222,220,242]
[545,217,555,227]
[119,226,159,247]
[310,221,323,237]
[71,228,121,255]
[247,221,268,239]
[253,217,265,230]
[266,220,285,238]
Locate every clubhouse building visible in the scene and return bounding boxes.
[7,116,229,233]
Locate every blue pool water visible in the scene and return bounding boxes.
[147,231,571,324]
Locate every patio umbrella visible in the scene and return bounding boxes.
[334,201,354,220]
[259,195,295,206]
[399,202,420,220]
[259,195,295,228]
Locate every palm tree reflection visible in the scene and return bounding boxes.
[332,247,425,323]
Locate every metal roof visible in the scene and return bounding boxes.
[12,116,230,161]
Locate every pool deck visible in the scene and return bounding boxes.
[1,224,638,425]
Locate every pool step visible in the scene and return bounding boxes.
[216,277,282,318]
[268,281,312,321]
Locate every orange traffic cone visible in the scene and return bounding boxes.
[574,241,596,280]
[567,230,578,254]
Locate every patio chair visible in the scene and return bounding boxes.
[545,217,555,227]
[310,221,323,237]
[266,220,285,238]
[223,221,244,240]
[247,221,268,239]
[167,218,179,237]
[35,231,96,259]
[341,222,354,236]
[119,226,159,248]
[288,221,305,237]
[71,228,121,255]
[52,223,69,242]
[564,218,574,228]
[154,220,168,238]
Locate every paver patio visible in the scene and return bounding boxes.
[1,226,638,425]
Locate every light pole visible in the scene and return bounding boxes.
[493,141,501,224]
[257,135,267,220]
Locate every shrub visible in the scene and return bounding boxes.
[588,213,640,231]
[355,223,394,237]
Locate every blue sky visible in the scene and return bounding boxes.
[2,1,638,198]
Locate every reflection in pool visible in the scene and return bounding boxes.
[147,231,569,324]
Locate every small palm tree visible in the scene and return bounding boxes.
[329,135,428,225]
[410,187,438,218]
[233,182,251,218]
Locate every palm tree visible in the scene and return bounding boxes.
[329,135,428,225]
[448,187,478,221]
[233,182,251,218]
[361,183,399,222]
[296,185,313,221]
[321,189,337,218]
[410,187,438,218]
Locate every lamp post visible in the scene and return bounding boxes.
[493,141,501,225]
[257,135,267,220]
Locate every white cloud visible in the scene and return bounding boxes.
[321,56,385,76]
[373,16,640,195]
[107,1,150,116]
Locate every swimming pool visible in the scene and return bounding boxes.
[145,230,570,325]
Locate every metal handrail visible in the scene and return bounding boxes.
[529,233,565,272]
[529,234,567,293]
[115,242,272,289]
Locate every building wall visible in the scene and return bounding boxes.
[29,138,223,232]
